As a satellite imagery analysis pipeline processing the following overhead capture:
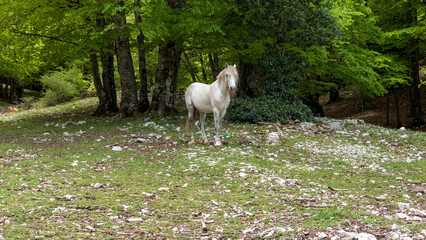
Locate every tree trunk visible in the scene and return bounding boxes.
[208,53,219,81]
[406,1,423,127]
[183,51,198,83]
[199,54,208,82]
[150,41,182,116]
[90,53,108,116]
[135,0,150,113]
[328,87,340,104]
[0,79,3,98]
[303,93,325,117]
[394,89,402,128]
[113,0,138,117]
[386,93,390,126]
[237,61,258,98]
[100,46,118,113]
[10,79,23,103]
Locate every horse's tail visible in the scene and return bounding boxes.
[186,108,197,133]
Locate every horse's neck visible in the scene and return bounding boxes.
[212,77,229,97]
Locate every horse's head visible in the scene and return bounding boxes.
[224,63,239,92]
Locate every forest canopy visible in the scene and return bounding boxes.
[0,0,424,127]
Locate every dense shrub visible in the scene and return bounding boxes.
[39,67,88,106]
[228,96,314,123]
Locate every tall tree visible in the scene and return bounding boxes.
[370,0,425,127]
[135,0,150,113]
[149,0,184,116]
[112,0,138,117]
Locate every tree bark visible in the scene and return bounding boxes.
[328,87,340,104]
[386,93,390,126]
[149,0,184,116]
[406,1,423,127]
[90,53,108,115]
[208,53,220,81]
[237,61,258,98]
[113,0,138,117]
[150,41,182,116]
[394,89,402,128]
[199,54,208,82]
[100,46,118,113]
[135,0,150,113]
[183,51,198,83]
[10,79,23,103]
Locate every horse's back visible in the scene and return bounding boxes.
[185,82,213,113]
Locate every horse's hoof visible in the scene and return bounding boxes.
[214,142,222,148]
[202,139,210,144]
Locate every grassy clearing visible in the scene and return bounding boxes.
[0,98,425,239]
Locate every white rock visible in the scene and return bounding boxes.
[266,132,280,145]
[158,187,169,191]
[397,202,409,209]
[318,232,327,239]
[338,230,358,239]
[399,127,406,131]
[127,217,143,222]
[395,213,409,219]
[21,183,28,188]
[64,194,73,200]
[71,162,78,167]
[172,227,179,232]
[239,172,248,178]
[93,183,103,188]
[112,146,122,151]
[63,132,70,136]
[86,225,95,231]
[357,233,377,240]
[141,192,154,197]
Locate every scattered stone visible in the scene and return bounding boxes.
[93,183,103,189]
[126,217,143,222]
[239,172,248,178]
[266,132,280,145]
[397,202,410,209]
[317,232,327,239]
[112,146,122,151]
[141,192,154,197]
[158,187,170,191]
[64,195,73,201]
[86,225,95,231]
[21,183,28,188]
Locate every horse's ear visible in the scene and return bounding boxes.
[225,63,229,68]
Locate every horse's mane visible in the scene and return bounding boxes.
[216,65,239,86]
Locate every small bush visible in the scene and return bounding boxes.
[228,96,314,123]
[39,67,88,106]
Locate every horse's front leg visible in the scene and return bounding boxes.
[213,109,223,148]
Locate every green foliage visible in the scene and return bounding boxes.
[39,67,88,106]
[228,96,314,123]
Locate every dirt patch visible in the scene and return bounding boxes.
[321,87,426,131]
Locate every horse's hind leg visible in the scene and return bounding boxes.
[187,106,196,144]
[199,112,209,144]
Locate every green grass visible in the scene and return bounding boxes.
[0,98,425,239]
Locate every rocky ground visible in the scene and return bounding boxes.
[0,98,425,239]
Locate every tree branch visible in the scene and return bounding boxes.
[9,29,79,46]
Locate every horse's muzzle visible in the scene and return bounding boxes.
[229,86,237,91]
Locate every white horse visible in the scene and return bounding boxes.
[185,63,239,148]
